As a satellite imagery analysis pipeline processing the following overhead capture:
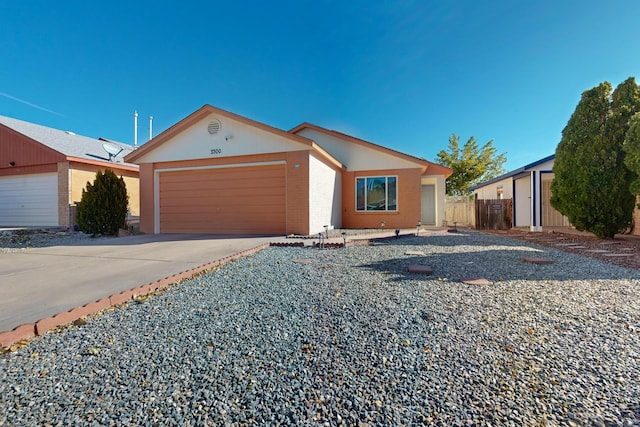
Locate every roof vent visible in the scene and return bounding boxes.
[208,119,221,135]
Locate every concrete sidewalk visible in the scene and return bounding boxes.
[0,233,288,335]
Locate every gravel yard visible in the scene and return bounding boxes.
[1,231,640,426]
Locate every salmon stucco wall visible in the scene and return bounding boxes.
[342,168,423,229]
[284,151,310,235]
[138,163,156,234]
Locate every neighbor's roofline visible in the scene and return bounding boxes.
[470,154,555,190]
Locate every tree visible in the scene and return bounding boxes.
[76,169,129,236]
[435,133,507,196]
[551,78,640,238]
[623,112,640,198]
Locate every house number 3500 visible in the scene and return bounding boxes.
[210,148,222,155]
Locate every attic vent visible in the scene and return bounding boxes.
[207,119,222,135]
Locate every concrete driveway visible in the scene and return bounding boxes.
[0,233,287,333]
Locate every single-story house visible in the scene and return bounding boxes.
[470,154,568,231]
[124,104,452,235]
[0,115,139,228]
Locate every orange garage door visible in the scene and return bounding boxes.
[159,164,286,234]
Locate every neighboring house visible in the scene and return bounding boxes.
[471,154,569,231]
[472,154,640,236]
[124,104,452,235]
[0,115,139,228]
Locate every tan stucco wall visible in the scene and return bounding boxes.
[69,165,140,217]
[57,162,70,227]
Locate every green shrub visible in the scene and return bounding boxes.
[76,169,129,236]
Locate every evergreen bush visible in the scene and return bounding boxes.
[76,169,129,236]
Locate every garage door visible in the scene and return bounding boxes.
[0,173,58,226]
[159,164,286,234]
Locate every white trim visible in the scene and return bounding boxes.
[153,160,287,234]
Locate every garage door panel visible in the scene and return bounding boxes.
[0,173,58,226]
[160,175,285,193]
[161,186,285,199]
[159,164,286,234]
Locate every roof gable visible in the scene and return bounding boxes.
[125,105,341,166]
[290,123,451,177]
[0,115,136,168]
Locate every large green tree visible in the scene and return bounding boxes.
[76,169,129,236]
[623,112,640,197]
[435,133,506,196]
[551,78,640,238]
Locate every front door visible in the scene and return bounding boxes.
[421,185,436,225]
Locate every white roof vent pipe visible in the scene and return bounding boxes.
[134,111,138,149]
[149,116,153,141]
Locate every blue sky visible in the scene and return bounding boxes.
[2,1,639,171]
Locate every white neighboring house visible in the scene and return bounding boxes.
[470,154,569,231]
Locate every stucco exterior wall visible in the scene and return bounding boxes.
[514,176,531,227]
[139,163,155,234]
[133,114,309,164]
[295,128,421,171]
[474,177,513,200]
[421,175,446,226]
[308,153,342,234]
[138,151,321,236]
[69,164,140,217]
[57,162,70,227]
[342,168,423,229]
[284,151,311,235]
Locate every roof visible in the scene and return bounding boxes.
[0,115,137,168]
[124,104,343,170]
[469,154,555,190]
[289,123,453,178]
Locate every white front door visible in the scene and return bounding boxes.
[421,185,436,225]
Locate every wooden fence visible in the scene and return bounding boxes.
[444,196,475,227]
[475,199,512,230]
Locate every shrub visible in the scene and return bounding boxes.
[76,169,129,236]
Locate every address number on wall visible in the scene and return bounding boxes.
[210,148,222,155]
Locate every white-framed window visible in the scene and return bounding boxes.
[356,176,397,211]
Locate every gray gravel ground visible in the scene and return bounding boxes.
[1,231,640,426]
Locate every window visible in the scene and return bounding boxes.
[356,176,397,211]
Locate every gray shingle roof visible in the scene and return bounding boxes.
[0,115,137,167]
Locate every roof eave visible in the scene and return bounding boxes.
[67,156,139,172]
